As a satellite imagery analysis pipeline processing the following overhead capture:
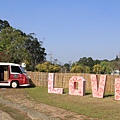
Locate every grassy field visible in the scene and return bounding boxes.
[25,87,120,120]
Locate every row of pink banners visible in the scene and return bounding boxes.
[48,73,120,100]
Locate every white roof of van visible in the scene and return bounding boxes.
[0,62,20,66]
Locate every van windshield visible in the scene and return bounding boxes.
[20,66,26,73]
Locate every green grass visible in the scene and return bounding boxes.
[0,103,31,120]
[25,87,119,120]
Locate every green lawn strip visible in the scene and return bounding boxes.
[0,103,31,120]
[25,87,120,120]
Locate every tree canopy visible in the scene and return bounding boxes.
[70,57,119,74]
[0,19,46,70]
[0,19,10,31]
[36,62,60,72]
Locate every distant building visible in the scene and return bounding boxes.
[111,70,120,75]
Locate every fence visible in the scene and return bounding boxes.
[27,72,120,93]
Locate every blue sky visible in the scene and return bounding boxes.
[1,0,120,64]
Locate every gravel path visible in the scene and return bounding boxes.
[0,88,98,120]
[0,110,14,120]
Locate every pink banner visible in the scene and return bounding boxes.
[91,74,106,98]
[115,78,120,100]
[48,73,63,94]
[69,76,86,96]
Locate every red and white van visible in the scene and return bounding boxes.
[0,62,30,88]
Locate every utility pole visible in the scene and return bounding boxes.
[119,51,120,59]
[48,51,52,63]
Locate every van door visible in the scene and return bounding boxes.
[0,66,4,81]
[10,66,23,83]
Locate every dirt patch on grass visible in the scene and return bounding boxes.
[0,103,31,120]
[0,87,98,120]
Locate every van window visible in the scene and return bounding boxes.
[11,66,22,73]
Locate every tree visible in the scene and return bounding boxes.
[0,27,28,63]
[25,33,47,69]
[70,65,84,73]
[78,57,88,66]
[83,66,90,73]
[63,63,71,72]
[36,62,60,72]
[115,55,119,61]
[77,57,94,72]
[111,61,120,71]
[94,59,101,65]
[100,61,112,74]
[0,20,47,70]
[93,64,101,74]
[0,19,10,31]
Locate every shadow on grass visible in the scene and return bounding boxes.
[85,92,92,95]
[104,94,114,98]
[0,86,11,89]
[63,89,92,96]
[0,84,36,89]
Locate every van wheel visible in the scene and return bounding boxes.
[11,81,18,88]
